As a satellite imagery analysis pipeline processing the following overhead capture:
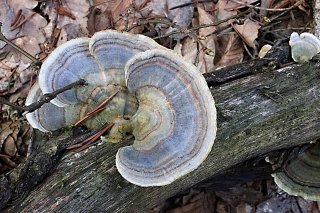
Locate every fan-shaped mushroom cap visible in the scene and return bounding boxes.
[289,32,320,63]
[30,30,161,132]
[26,83,138,132]
[39,30,162,107]
[116,49,217,187]
[25,83,79,132]
[272,143,320,201]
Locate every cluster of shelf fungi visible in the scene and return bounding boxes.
[0,30,319,211]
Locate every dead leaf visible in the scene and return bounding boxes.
[166,0,194,39]
[224,0,259,10]
[87,0,143,34]
[0,121,20,157]
[214,33,244,66]
[233,19,260,50]
[216,183,263,207]
[43,0,90,41]
[256,196,313,213]
[144,0,193,39]
[178,37,198,65]
[197,6,216,73]
[0,1,47,63]
[214,0,237,25]
[167,190,216,213]
[260,0,273,17]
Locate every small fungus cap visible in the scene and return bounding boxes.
[272,143,320,201]
[116,49,217,187]
[289,32,320,63]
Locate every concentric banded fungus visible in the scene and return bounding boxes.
[27,30,161,131]
[26,30,217,186]
[272,143,320,201]
[289,32,320,63]
[116,49,217,186]
[25,83,78,132]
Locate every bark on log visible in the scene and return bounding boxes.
[4,61,320,212]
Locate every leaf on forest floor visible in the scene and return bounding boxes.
[0,121,20,157]
[174,37,198,66]
[214,32,244,66]
[256,196,314,213]
[197,6,216,73]
[223,0,258,10]
[215,182,264,207]
[233,19,261,50]
[0,56,33,96]
[167,190,216,213]
[0,0,47,63]
[214,0,237,25]
[88,0,134,34]
[43,0,90,43]
[259,0,273,17]
[143,0,194,39]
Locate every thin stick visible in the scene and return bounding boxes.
[0,79,87,113]
[26,79,87,112]
[0,24,41,65]
[66,123,114,151]
[0,97,26,111]
[74,90,119,126]
[229,0,303,12]
[152,9,251,40]
[169,0,214,10]
[126,17,174,32]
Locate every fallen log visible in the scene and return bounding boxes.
[4,58,320,212]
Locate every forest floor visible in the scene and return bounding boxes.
[0,0,319,212]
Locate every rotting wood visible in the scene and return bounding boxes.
[3,61,320,212]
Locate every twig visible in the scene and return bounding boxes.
[0,23,41,65]
[67,123,114,152]
[0,79,87,113]
[126,17,174,32]
[152,9,251,40]
[264,1,304,23]
[169,0,214,10]
[0,97,26,111]
[192,9,251,31]
[229,0,303,12]
[74,90,119,126]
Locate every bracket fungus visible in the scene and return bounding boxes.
[272,143,320,201]
[26,30,217,186]
[289,32,320,63]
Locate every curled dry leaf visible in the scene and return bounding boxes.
[0,121,20,157]
[167,190,216,213]
[214,0,238,24]
[214,33,244,66]
[174,6,217,74]
[87,0,134,34]
[256,196,314,213]
[197,6,216,73]
[174,37,198,65]
[233,19,261,50]
[143,0,193,39]
[0,56,33,95]
[223,0,258,10]
[43,0,90,42]
[0,0,47,62]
